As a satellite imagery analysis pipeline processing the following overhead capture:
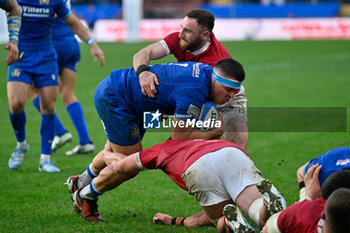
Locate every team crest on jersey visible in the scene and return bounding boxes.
[11,68,20,78]
[39,0,50,5]
[131,125,140,139]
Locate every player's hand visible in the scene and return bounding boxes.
[153,213,173,225]
[139,71,159,98]
[211,113,225,139]
[90,44,105,67]
[304,164,322,200]
[104,141,112,152]
[5,41,19,66]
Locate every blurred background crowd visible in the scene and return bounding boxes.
[71,0,350,28]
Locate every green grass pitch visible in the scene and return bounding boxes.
[0,40,349,232]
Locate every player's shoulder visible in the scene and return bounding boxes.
[163,32,180,46]
[165,31,180,38]
[209,33,231,56]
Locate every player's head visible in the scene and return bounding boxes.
[211,59,245,104]
[179,9,215,51]
[323,188,350,233]
[321,169,350,199]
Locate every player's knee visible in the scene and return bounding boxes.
[40,102,55,114]
[60,91,77,106]
[9,100,26,113]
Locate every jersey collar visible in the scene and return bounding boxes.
[317,218,324,233]
[188,41,211,55]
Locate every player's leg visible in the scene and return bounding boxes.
[37,84,60,172]
[66,77,144,219]
[71,141,142,221]
[59,67,94,155]
[7,81,31,169]
[28,86,71,152]
[218,147,286,228]
[217,92,248,149]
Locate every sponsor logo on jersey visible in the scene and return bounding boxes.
[51,74,56,81]
[21,5,50,18]
[336,158,350,166]
[192,63,200,78]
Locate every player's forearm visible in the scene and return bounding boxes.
[182,211,213,227]
[297,163,307,183]
[6,0,21,44]
[133,48,151,71]
[133,42,167,71]
[65,14,92,44]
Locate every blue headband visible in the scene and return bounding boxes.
[212,70,241,89]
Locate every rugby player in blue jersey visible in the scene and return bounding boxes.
[29,0,96,157]
[7,0,104,173]
[65,58,245,221]
[1,0,21,66]
[297,146,350,200]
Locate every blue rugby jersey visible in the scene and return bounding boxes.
[17,0,71,51]
[52,0,74,39]
[305,146,350,186]
[109,62,213,119]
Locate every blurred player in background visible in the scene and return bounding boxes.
[297,146,350,201]
[65,58,245,220]
[69,139,286,231]
[1,0,21,66]
[133,9,249,149]
[7,0,104,173]
[262,169,350,233]
[29,0,98,156]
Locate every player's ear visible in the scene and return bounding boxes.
[321,211,326,220]
[202,30,210,40]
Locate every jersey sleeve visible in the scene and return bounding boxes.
[162,32,180,55]
[55,0,72,20]
[138,143,164,169]
[276,202,301,232]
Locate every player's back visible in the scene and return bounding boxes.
[109,62,213,116]
[18,0,71,50]
[307,146,350,186]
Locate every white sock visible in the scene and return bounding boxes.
[248,197,263,226]
[78,163,97,187]
[80,179,102,200]
[17,140,27,149]
[40,154,50,164]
